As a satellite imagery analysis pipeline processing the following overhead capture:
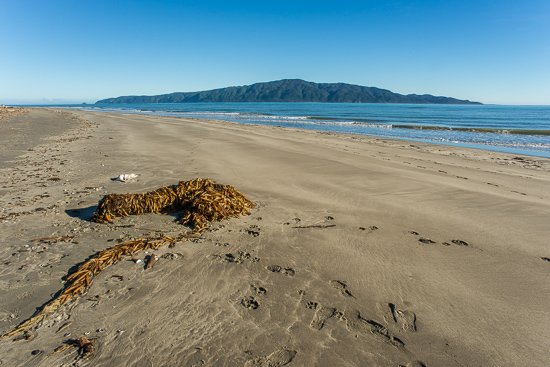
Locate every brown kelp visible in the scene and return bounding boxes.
[3,235,181,338]
[92,178,255,232]
[3,178,254,338]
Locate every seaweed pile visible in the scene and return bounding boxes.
[93,178,255,232]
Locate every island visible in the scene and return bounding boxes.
[96,79,481,104]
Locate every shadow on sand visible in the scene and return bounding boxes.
[65,205,97,222]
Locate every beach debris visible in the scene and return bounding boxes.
[2,234,191,338]
[51,335,95,359]
[77,336,94,359]
[145,254,158,269]
[111,173,139,182]
[12,330,36,342]
[92,178,255,233]
[292,224,336,229]
[2,180,253,338]
[52,343,72,354]
[55,320,73,334]
[30,235,75,245]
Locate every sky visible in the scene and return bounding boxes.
[1,0,549,105]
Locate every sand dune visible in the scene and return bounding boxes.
[0,109,549,366]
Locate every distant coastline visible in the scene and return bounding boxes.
[96,79,481,105]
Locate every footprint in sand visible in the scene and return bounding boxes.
[329,280,354,297]
[245,348,297,367]
[344,310,405,348]
[442,239,470,247]
[359,225,379,232]
[282,217,301,226]
[409,231,438,245]
[240,296,260,310]
[250,284,267,295]
[266,265,295,276]
[310,305,336,330]
[305,301,318,310]
[389,303,417,332]
[399,361,427,367]
[245,225,261,237]
[222,251,260,264]
[318,309,407,348]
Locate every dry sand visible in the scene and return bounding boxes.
[0,108,549,366]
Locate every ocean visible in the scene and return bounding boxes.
[64,103,550,158]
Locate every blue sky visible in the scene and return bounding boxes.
[1,0,549,104]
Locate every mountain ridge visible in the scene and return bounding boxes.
[96,79,481,104]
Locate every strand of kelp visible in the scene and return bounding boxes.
[3,178,254,338]
[3,235,183,338]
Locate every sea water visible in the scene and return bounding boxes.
[65,103,550,158]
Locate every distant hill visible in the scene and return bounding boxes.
[96,79,481,104]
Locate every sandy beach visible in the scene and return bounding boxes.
[0,108,549,366]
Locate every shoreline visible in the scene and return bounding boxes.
[0,108,549,366]
[77,108,550,169]
[54,103,550,159]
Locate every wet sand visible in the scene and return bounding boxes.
[0,108,549,366]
